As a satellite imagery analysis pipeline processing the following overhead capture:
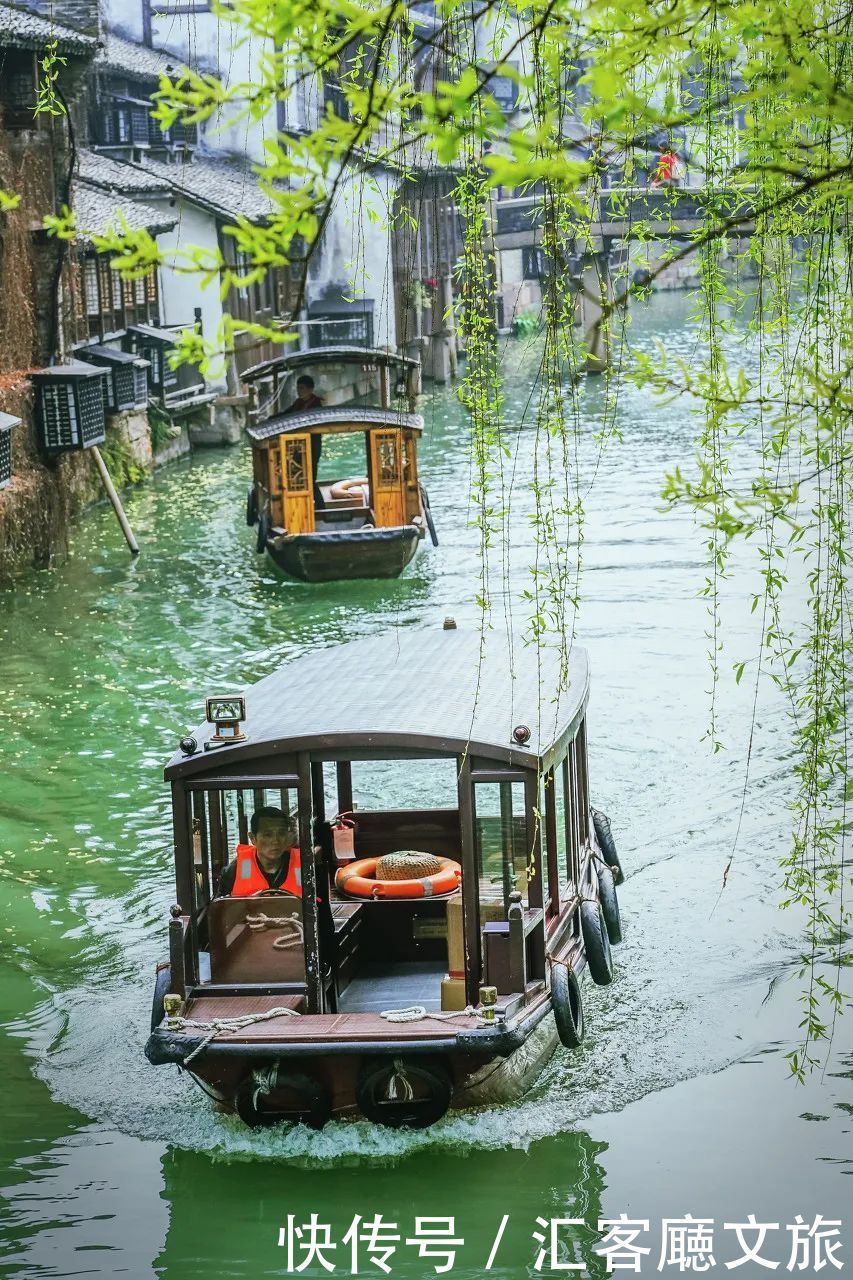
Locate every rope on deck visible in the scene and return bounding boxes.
[379,1004,487,1024]
[172,1005,303,1065]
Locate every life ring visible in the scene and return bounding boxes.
[234,1067,331,1129]
[336,856,461,899]
[597,861,622,945]
[591,808,623,885]
[580,900,613,987]
[356,1056,452,1128]
[329,476,370,505]
[150,965,171,1033]
[550,960,584,1049]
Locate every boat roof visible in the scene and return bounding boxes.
[242,346,420,385]
[165,628,590,779]
[246,406,423,443]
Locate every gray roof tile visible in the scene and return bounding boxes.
[0,3,97,51]
[134,152,277,222]
[97,29,218,80]
[76,148,172,195]
[74,181,177,240]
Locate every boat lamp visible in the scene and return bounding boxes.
[205,694,247,750]
[512,724,531,746]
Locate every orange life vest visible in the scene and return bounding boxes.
[232,844,302,897]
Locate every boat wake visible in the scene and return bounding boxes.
[27,865,800,1165]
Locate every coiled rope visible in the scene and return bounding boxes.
[245,911,304,949]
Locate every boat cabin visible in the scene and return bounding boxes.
[161,629,595,1023]
[241,348,433,581]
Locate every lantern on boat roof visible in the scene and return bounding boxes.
[0,411,20,489]
[77,345,149,413]
[205,694,247,749]
[31,363,108,452]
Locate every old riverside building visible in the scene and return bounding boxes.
[0,0,455,575]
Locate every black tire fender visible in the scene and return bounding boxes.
[591,808,624,885]
[550,961,585,1049]
[246,486,258,526]
[580,900,613,986]
[150,966,171,1033]
[234,1068,331,1129]
[597,861,623,945]
[256,509,270,554]
[419,484,439,547]
[356,1056,452,1129]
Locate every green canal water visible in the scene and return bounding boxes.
[1,293,850,1277]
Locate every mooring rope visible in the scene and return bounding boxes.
[379,1004,487,1024]
[171,1005,302,1064]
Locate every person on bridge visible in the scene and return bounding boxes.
[652,149,679,186]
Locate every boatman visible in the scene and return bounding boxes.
[218,806,336,961]
[285,374,324,415]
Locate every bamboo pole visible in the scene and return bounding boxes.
[91,445,139,555]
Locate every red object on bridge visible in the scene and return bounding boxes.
[652,150,678,185]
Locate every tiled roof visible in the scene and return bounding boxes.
[133,153,277,222]
[0,3,97,52]
[76,149,172,195]
[74,181,177,241]
[97,30,218,81]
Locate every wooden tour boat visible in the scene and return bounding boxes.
[146,626,625,1129]
[241,347,437,582]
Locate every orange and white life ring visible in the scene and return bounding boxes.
[335,856,461,899]
[329,477,370,506]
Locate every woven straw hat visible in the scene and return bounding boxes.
[375,851,443,881]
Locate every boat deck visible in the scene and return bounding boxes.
[183,995,481,1043]
[338,960,444,1013]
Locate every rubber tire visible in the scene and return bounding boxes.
[356,1056,452,1129]
[150,966,171,1033]
[591,809,624,886]
[580,900,613,986]
[234,1069,331,1130]
[551,962,585,1049]
[256,509,269,554]
[597,862,623,945]
[419,484,439,547]
[246,486,258,526]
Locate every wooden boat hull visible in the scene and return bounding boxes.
[145,993,561,1123]
[266,525,423,582]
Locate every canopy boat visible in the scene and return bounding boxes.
[146,626,625,1129]
[241,347,436,582]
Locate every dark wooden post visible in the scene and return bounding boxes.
[544,768,560,919]
[298,752,322,1013]
[499,781,514,911]
[336,761,353,814]
[458,756,481,1006]
[523,770,544,911]
[171,782,198,988]
[311,761,326,823]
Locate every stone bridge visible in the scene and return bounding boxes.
[493,186,756,252]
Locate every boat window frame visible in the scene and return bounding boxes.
[170,765,324,1009]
